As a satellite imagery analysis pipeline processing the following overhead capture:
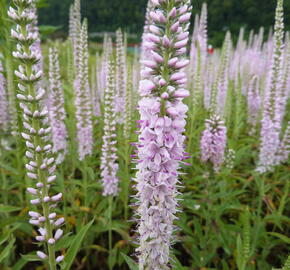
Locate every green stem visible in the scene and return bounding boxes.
[257,175,265,221]
[60,166,67,218]
[108,195,113,270]
[0,146,8,206]
[19,12,57,269]
[124,140,130,220]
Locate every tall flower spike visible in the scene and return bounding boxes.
[74,20,93,161]
[8,0,64,268]
[100,57,119,196]
[124,65,133,140]
[91,52,101,117]
[216,32,231,116]
[200,32,230,172]
[276,122,290,164]
[200,115,227,172]
[277,40,290,123]
[209,32,231,115]
[99,35,113,100]
[72,0,81,73]
[68,4,74,40]
[191,2,208,111]
[257,0,284,173]
[134,0,192,269]
[0,61,9,132]
[247,75,261,134]
[198,3,208,70]
[48,47,68,164]
[115,29,127,118]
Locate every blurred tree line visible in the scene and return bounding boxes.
[37,0,289,46]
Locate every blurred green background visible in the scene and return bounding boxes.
[38,0,290,46]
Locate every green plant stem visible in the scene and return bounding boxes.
[81,158,89,224]
[108,195,113,270]
[19,15,57,269]
[257,175,265,221]
[0,146,8,206]
[124,139,130,220]
[60,165,67,218]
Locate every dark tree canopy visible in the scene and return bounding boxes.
[38,0,290,45]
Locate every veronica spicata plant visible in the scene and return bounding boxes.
[48,46,68,163]
[200,32,231,172]
[74,20,93,161]
[100,57,119,197]
[0,61,9,132]
[115,29,127,117]
[8,0,65,268]
[256,0,285,173]
[133,0,192,269]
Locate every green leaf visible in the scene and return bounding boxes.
[121,253,138,270]
[12,253,38,270]
[12,257,27,270]
[0,236,15,263]
[268,232,290,244]
[0,233,10,245]
[0,205,21,213]
[61,219,94,270]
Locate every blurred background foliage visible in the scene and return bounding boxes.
[1,0,290,46]
[36,0,290,46]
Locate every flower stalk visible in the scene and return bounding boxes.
[134,0,192,268]
[8,0,64,268]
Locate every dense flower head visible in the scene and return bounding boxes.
[247,75,261,132]
[200,114,227,171]
[0,62,9,131]
[9,0,64,264]
[100,58,119,196]
[257,0,285,173]
[48,47,68,163]
[115,29,127,117]
[74,20,93,161]
[134,0,192,269]
[276,122,290,164]
[98,35,113,100]
[256,115,280,173]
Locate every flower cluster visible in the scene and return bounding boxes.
[199,32,230,172]
[216,32,231,116]
[188,3,208,111]
[200,114,227,171]
[8,0,64,266]
[100,57,119,196]
[0,61,9,132]
[276,122,290,164]
[98,35,113,101]
[124,66,133,140]
[48,47,68,163]
[91,52,101,117]
[247,75,261,133]
[115,29,127,117]
[134,0,192,269]
[74,20,93,161]
[141,0,155,61]
[70,0,81,69]
[257,0,285,173]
